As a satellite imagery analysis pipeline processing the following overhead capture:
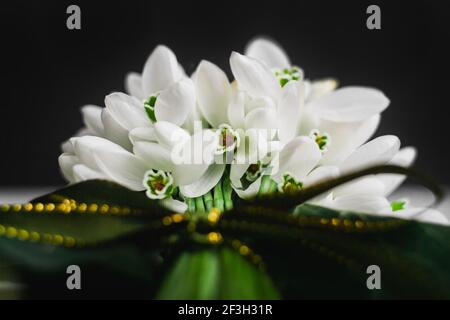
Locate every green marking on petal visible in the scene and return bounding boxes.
[273,66,303,87]
[278,173,303,194]
[309,129,331,153]
[215,124,240,155]
[143,169,175,200]
[391,199,408,212]
[144,95,158,123]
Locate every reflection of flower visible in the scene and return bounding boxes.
[58,37,448,225]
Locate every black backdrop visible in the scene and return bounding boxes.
[0,0,449,186]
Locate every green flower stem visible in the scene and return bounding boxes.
[213,181,225,212]
[203,192,214,211]
[187,197,196,213]
[268,179,278,194]
[195,197,206,213]
[186,178,235,214]
[258,175,272,195]
[222,177,234,211]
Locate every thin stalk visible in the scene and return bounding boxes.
[195,196,206,213]
[203,191,214,211]
[187,198,196,213]
[223,177,234,211]
[268,179,278,193]
[258,175,272,195]
[213,181,225,212]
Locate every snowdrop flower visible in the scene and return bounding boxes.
[245,37,390,165]
[125,45,199,132]
[59,135,189,212]
[311,137,449,225]
[240,37,447,224]
[193,57,302,198]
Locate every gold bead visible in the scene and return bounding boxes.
[6,227,18,238]
[172,213,183,223]
[52,235,64,246]
[239,245,250,256]
[45,203,55,212]
[30,232,40,242]
[99,204,109,214]
[207,208,221,224]
[77,203,87,213]
[162,216,172,226]
[64,236,76,248]
[17,229,30,241]
[34,203,44,212]
[207,232,222,244]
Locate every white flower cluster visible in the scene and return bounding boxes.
[59,37,447,224]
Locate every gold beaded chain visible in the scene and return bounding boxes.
[236,205,409,233]
[0,202,185,248]
[0,198,140,216]
[0,200,404,273]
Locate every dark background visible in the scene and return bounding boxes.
[0,0,449,186]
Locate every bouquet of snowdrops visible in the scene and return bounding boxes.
[1,38,449,299]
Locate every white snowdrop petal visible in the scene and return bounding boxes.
[81,105,104,136]
[155,78,195,126]
[58,153,79,183]
[180,164,226,198]
[142,45,184,96]
[319,115,381,166]
[244,107,278,132]
[413,208,450,225]
[133,141,174,172]
[307,86,389,122]
[339,135,400,174]
[227,90,246,129]
[93,148,147,192]
[61,140,74,154]
[72,136,146,191]
[278,81,302,144]
[171,129,217,186]
[159,198,188,213]
[304,166,340,187]
[377,147,417,196]
[230,51,280,101]
[332,177,386,198]
[273,136,322,183]
[234,176,262,200]
[230,163,250,188]
[154,121,190,149]
[195,60,231,127]
[72,164,106,182]
[101,109,133,150]
[245,37,291,69]
[104,92,149,131]
[125,72,145,100]
[329,194,391,214]
[129,127,157,145]
[306,78,338,102]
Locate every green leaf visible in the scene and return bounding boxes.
[157,246,280,299]
[0,181,188,248]
[0,206,149,247]
[248,165,443,210]
[0,238,161,298]
[32,179,170,216]
[232,204,450,299]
